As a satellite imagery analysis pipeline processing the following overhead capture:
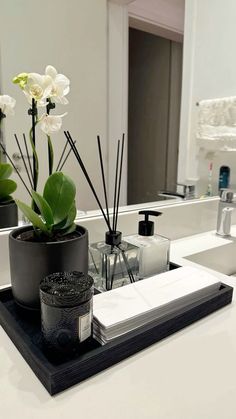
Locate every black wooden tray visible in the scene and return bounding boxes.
[0,282,233,396]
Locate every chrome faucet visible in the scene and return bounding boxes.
[216,189,236,236]
[158,183,196,200]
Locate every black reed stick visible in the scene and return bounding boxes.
[14,134,33,189]
[121,248,135,283]
[0,142,32,198]
[23,133,34,184]
[65,131,112,232]
[115,133,125,231]
[97,135,111,231]
[55,138,69,171]
[58,142,75,171]
[112,140,120,231]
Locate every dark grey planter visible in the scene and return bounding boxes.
[9,225,88,311]
[0,201,18,229]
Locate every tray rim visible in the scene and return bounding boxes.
[0,282,233,395]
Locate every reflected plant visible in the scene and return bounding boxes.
[0,163,17,205]
[0,94,16,162]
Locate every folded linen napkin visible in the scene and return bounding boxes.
[93,266,221,344]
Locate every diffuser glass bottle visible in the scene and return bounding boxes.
[65,131,139,291]
[89,230,139,292]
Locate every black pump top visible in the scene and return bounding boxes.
[138,210,162,236]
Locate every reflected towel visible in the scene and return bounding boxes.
[197,96,236,151]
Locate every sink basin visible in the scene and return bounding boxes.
[184,240,236,276]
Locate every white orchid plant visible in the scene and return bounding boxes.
[0,94,16,163]
[0,94,17,203]
[0,66,77,238]
[13,65,69,191]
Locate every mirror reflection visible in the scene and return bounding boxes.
[3,0,232,230]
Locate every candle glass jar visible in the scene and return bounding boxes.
[40,271,94,358]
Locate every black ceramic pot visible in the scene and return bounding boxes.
[9,225,88,311]
[0,201,18,228]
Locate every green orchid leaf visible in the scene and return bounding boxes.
[43,172,76,224]
[62,201,77,228]
[31,191,54,227]
[54,201,77,231]
[0,163,13,180]
[60,223,76,236]
[0,179,17,200]
[15,200,49,234]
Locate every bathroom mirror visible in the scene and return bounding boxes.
[4,0,224,231]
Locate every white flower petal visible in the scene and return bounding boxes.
[45,66,70,103]
[39,113,67,135]
[54,96,69,105]
[0,94,16,115]
[45,65,57,79]
[23,73,53,103]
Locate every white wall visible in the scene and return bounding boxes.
[128,0,185,41]
[178,0,236,196]
[0,0,107,210]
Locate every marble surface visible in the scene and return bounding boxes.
[1,226,236,418]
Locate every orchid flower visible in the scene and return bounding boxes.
[23,73,53,106]
[45,65,70,105]
[0,94,16,116]
[13,72,53,107]
[39,113,67,135]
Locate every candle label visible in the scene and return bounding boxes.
[78,310,92,342]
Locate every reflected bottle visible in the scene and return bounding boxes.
[219,166,230,191]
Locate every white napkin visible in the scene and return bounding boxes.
[93,266,221,344]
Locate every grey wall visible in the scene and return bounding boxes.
[128,28,182,204]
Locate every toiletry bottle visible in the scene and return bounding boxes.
[219,165,230,191]
[124,210,170,279]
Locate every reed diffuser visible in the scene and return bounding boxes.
[64,131,139,291]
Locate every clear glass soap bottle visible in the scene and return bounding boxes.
[124,210,170,280]
[89,231,139,292]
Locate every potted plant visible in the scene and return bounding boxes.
[0,162,18,228]
[0,94,18,228]
[7,65,88,310]
[9,171,88,310]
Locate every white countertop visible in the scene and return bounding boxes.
[1,228,236,419]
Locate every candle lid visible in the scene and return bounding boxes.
[40,271,94,307]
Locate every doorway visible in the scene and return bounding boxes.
[127,28,183,204]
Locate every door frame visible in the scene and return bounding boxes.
[107,0,184,205]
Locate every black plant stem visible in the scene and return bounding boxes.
[113,140,120,231]
[115,133,125,231]
[56,138,69,171]
[23,133,34,184]
[65,131,112,232]
[58,142,76,171]
[46,99,55,175]
[31,98,37,190]
[97,135,111,231]
[0,142,32,198]
[14,134,33,189]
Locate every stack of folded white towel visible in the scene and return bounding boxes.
[197,96,236,151]
[93,266,221,345]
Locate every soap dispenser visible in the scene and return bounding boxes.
[124,210,170,279]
